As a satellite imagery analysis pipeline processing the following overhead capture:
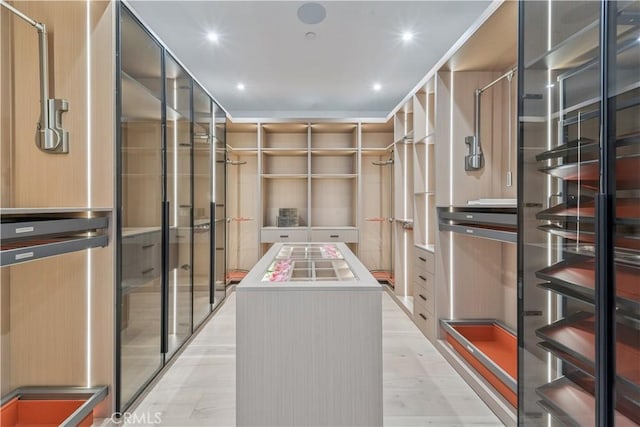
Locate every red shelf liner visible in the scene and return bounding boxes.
[371,271,394,283]
[539,313,640,386]
[538,375,638,426]
[539,225,640,251]
[0,398,92,427]
[446,323,517,407]
[539,259,640,303]
[543,154,640,190]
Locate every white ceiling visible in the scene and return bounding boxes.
[126,1,493,120]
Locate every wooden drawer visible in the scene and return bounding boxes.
[414,247,434,274]
[310,228,358,243]
[414,271,434,293]
[413,283,434,315]
[261,228,308,243]
[413,307,435,340]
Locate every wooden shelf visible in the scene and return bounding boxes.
[310,149,357,155]
[310,174,357,179]
[262,174,308,179]
[262,149,308,156]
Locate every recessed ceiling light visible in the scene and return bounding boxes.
[402,31,413,42]
[237,83,245,91]
[373,83,382,92]
[207,32,218,42]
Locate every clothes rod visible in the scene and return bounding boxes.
[0,0,43,29]
[0,0,69,154]
[478,67,518,94]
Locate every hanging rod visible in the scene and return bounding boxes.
[372,159,393,166]
[227,159,247,166]
[0,0,69,153]
[478,67,518,94]
[465,66,518,171]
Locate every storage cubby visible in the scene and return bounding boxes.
[394,103,414,143]
[262,177,308,228]
[262,123,308,149]
[227,122,259,151]
[310,177,356,227]
[361,121,394,153]
[413,82,435,143]
[310,123,357,150]
[311,153,356,176]
[262,152,308,176]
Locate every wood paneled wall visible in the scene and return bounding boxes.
[0,0,115,416]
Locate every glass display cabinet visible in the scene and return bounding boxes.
[518,1,639,425]
[116,4,226,412]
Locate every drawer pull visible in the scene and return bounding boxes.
[279,235,289,238]
[466,229,474,234]
[141,244,155,249]
[419,294,427,301]
[419,275,426,281]
[419,313,427,320]
[418,256,426,262]
[465,214,473,219]
[330,234,339,238]
[141,268,154,275]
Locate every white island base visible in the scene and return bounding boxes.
[236,243,382,426]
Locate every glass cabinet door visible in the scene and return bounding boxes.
[213,104,227,308]
[165,54,193,357]
[118,7,164,409]
[519,1,639,425]
[609,2,640,426]
[193,84,213,327]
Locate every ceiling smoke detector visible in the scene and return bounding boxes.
[305,31,317,40]
[297,3,326,25]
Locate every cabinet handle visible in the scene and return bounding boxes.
[279,235,289,238]
[419,313,427,320]
[330,234,339,238]
[418,257,426,262]
[141,268,154,275]
[419,294,427,301]
[419,275,426,281]
[141,244,154,249]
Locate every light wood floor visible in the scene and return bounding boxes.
[96,291,502,426]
